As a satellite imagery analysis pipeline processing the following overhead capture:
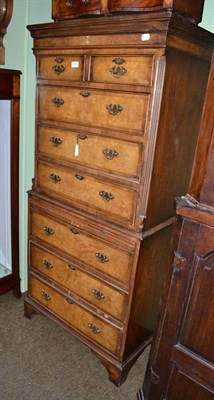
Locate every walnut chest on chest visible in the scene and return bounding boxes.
[24,11,214,385]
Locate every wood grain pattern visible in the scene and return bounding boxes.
[25,11,213,386]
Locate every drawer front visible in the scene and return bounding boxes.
[38,55,84,81]
[30,211,133,285]
[52,0,101,20]
[108,0,163,10]
[36,160,137,223]
[90,55,154,86]
[29,275,120,354]
[30,242,127,321]
[37,126,142,180]
[38,86,150,134]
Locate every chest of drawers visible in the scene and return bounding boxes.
[24,12,214,385]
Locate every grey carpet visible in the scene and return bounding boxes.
[0,292,149,400]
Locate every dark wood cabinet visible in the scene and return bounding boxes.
[139,53,214,400]
[24,12,213,386]
[0,68,21,297]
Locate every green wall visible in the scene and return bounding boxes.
[1,0,214,292]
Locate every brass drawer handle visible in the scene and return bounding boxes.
[110,66,127,79]
[92,289,105,300]
[77,133,88,140]
[41,291,51,301]
[67,264,77,271]
[75,174,85,181]
[82,0,89,3]
[51,97,64,107]
[106,104,123,116]
[49,174,62,184]
[66,1,73,8]
[52,64,65,76]
[80,91,91,98]
[95,253,109,263]
[99,191,114,202]
[55,57,64,64]
[50,137,63,146]
[43,226,54,236]
[88,323,101,334]
[42,260,53,270]
[70,227,79,234]
[103,149,119,160]
[113,58,125,65]
[65,297,74,304]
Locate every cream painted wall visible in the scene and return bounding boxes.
[0,0,213,292]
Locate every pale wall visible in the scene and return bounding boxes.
[0,0,214,292]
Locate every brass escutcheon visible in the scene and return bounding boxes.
[42,260,53,270]
[49,174,61,184]
[95,253,109,263]
[103,149,119,160]
[88,323,101,334]
[113,58,125,65]
[50,137,63,146]
[92,289,105,300]
[106,104,123,116]
[52,64,65,76]
[51,97,64,107]
[43,226,54,236]
[110,66,127,79]
[99,191,114,202]
[41,291,51,301]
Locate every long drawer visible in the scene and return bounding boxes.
[37,125,143,180]
[29,274,121,355]
[30,242,128,321]
[36,160,138,224]
[29,210,134,285]
[37,85,150,134]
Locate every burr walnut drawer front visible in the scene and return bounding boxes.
[30,242,128,321]
[36,160,137,224]
[30,211,134,285]
[37,126,142,180]
[29,275,121,355]
[38,55,85,81]
[37,86,150,134]
[52,0,101,21]
[90,55,154,86]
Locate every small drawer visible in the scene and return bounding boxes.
[29,275,121,355]
[52,0,101,21]
[90,55,154,86]
[37,86,150,135]
[30,210,133,285]
[37,55,84,81]
[36,160,137,224]
[30,242,128,321]
[37,126,143,180]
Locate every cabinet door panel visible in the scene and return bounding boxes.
[180,252,214,362]
[164,363,213,400]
